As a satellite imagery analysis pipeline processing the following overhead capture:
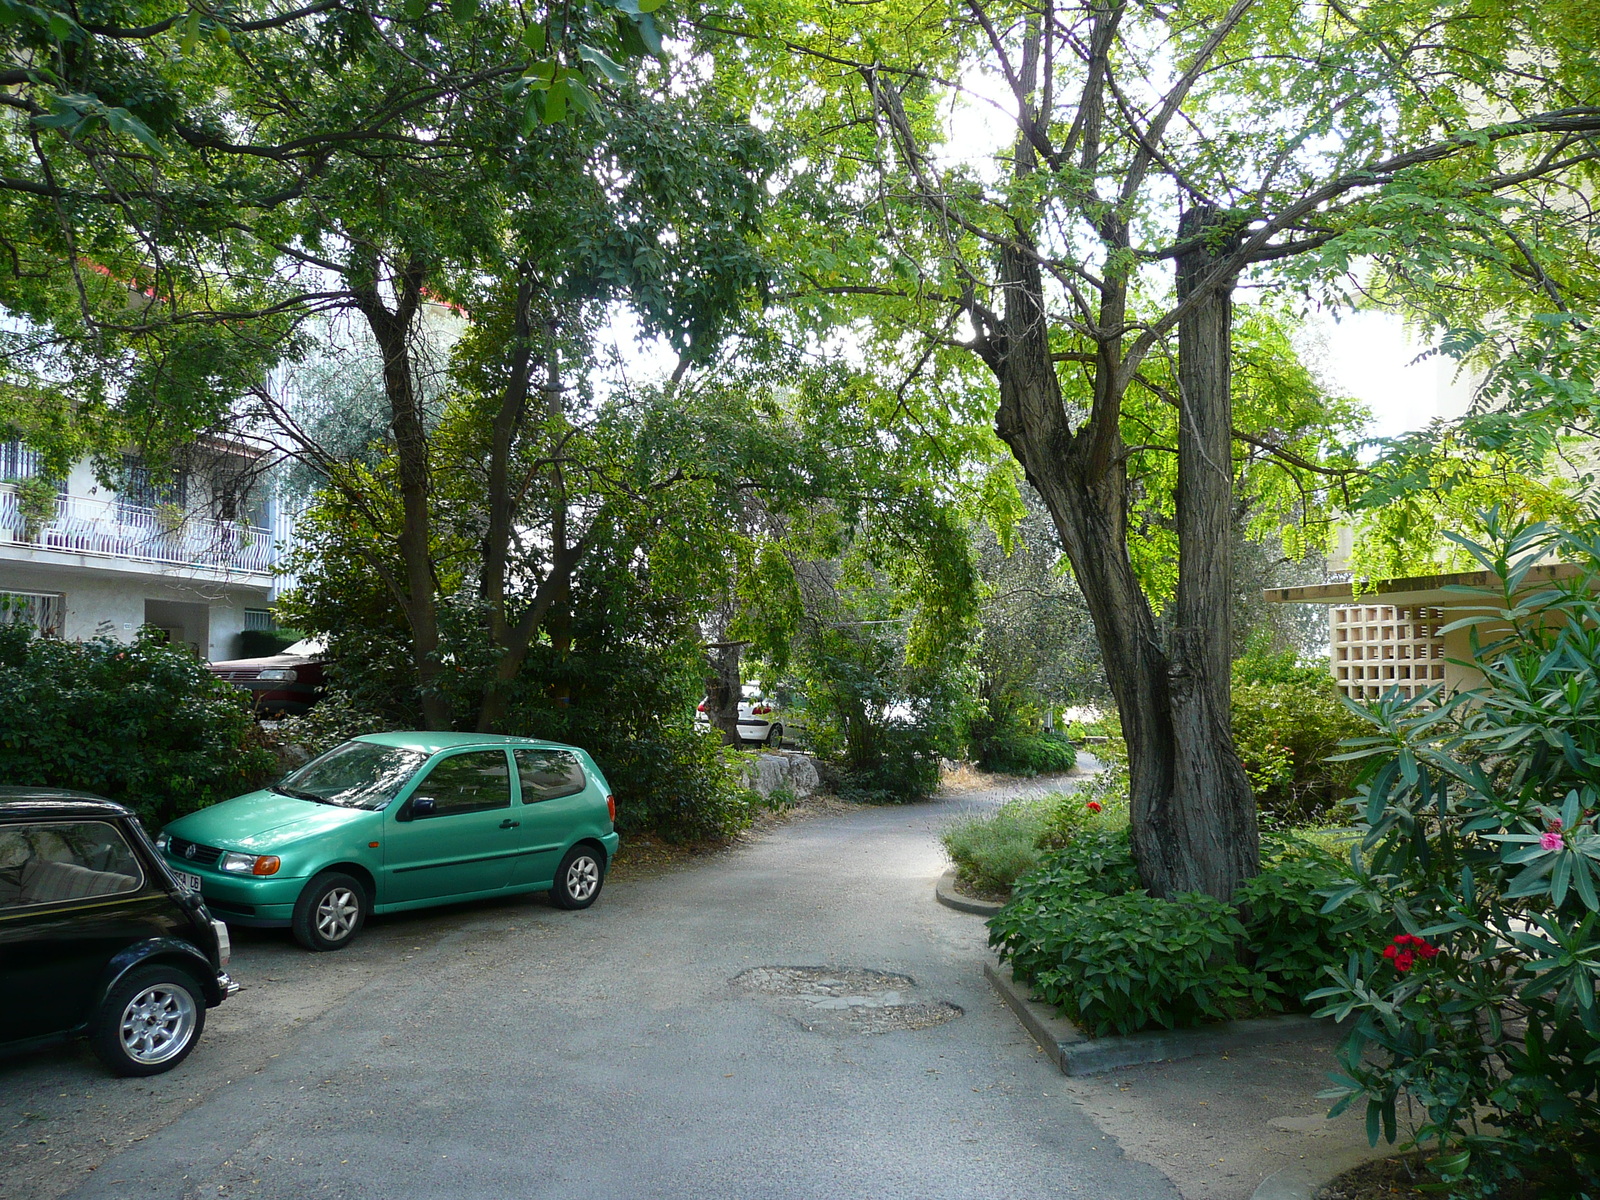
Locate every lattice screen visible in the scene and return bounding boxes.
[1331,604,1446,700]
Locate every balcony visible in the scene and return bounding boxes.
[0,484,275,576]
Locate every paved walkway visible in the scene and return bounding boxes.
[4,782,1178,1200]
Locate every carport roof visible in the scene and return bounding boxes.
[1262,562,1583,608]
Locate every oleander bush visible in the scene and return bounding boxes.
[1309,519,1600,1197]
[0,624,275,825]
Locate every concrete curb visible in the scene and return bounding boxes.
[935,869,1006,916]
[984,956,1332,1076]
[1250,1146,1395,1200]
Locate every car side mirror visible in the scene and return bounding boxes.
[411,796,437,818]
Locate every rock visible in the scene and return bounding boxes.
[743,751,822,799]
[786,753,819,798]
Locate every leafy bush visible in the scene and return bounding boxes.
[1310,519,1600,1196]
[233,627,306,659]
[1036,767,1130,850]
[990,823,1372,1037]
[271,691,397,762]
[974,730,1078,776]
[1232,679,1365,827]
[943,772,1128,892]
[598,722,754,844]
[836,718,945,803]
[0,625,275,825]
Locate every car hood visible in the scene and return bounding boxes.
[165,789,374,852]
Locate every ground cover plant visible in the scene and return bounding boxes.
[941,769,1127,894]
[989,823,1374,1037]
[1309,519,1600,1197]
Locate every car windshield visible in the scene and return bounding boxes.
[275,741,427,810]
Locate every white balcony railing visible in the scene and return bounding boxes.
[0,485,275,575]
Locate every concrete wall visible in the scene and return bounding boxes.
[0,558,269,659]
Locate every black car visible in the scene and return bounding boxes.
[0,788,237,1075]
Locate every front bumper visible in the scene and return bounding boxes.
[163,852,303,926]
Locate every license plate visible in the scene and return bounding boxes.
[173,870,203,895]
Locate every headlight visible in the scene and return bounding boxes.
[219,852,281,876]
[257,668,298,682]
[155,831,170,852]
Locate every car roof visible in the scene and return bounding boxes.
[352,731,585,755]
[0,787,133,821]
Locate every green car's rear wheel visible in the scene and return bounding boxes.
[550,844,605,910]
[292,871,368,951]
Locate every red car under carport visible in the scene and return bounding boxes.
[206,638,328,717]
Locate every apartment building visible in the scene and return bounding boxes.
[0,437,292,659]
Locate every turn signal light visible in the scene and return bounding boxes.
[607,794,616,825]
[251,856,281,876]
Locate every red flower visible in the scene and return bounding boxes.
[1383,933,1438,971]
[1086,800,1103,813]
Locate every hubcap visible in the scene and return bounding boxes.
[566,856,600,902]
[118,984,196,1065]
[315,885,360,941]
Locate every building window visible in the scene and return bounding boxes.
[243,609,273,631]
[118,454,188,515]
[1328,604,1445,701]
[0,591,65,638]
[0,441,42,481]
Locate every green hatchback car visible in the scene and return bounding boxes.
[157,733,620,951]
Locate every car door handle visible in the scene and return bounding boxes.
[500,819,520,829]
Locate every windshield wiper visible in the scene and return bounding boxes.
[271,784,328,804]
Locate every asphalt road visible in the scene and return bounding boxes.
[2,788,1180,1200]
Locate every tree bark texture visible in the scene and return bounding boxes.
[355,260,453,732]
[1169,205,1260,899]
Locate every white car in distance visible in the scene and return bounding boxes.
[697,683,784,747]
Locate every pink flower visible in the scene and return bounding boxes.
[1541,830,1563,852]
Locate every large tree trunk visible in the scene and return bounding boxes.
[1168,205,1259,899]
[989,227,1258,902]
[354,258,453,732]
[704,639,744,745]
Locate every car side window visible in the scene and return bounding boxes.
[0,821,144,910]
[514,750,587,803]
[412,751,513,818]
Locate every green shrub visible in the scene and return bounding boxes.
[1232,679,1365,827]
[1309,518,1600,1196]
[0,625,275,825]
[942,798,1055,892]
[598,722,753,844]
[975,730,1078,776]
[1036,768,1129,850]
[271,691,396,761]
[1240,834,1372,1009]
[989,824,1372,1037]
[989,844,1256,1035]
[837,720,944,803]
[233,627,306,659]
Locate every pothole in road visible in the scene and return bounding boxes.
[730,966,963,1034]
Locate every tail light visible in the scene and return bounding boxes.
[696,701,706,712]
[753,704,771,715]
[606,794,616,825]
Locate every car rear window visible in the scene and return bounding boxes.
[0,821,144,910]
[514,749,587,802]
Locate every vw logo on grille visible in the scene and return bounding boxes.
[184,843,198,860]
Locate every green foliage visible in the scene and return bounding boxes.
[599,723,753,845]
[1310,516,1600,1195]
[11,474,56,539]
[972,730,1078,777]
[0,625,274,825]
[1231,681,1366,828]
[271,692,398,762]
[1036,769,1131,850]
[942,798,1056,893]
[990,821,1373,1037]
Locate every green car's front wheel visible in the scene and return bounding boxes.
[293,871,368,951]
[550,845,605,910]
